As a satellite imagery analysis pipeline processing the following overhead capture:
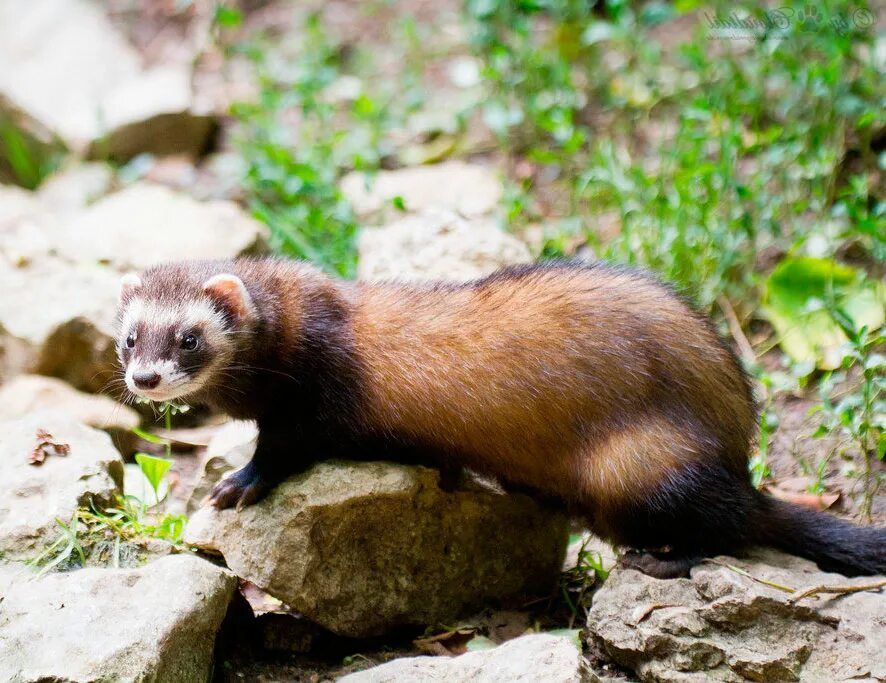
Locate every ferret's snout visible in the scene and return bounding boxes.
[133,370,161,390]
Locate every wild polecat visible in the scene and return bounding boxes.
[116,258,885,578]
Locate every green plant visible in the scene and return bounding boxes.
[29,404,187,573]
[810,317,885,519]
[559,534,612,627]
[762,257,885,369]
[467,0,882,315]
[0,119,59,189]
[229,13,426,277]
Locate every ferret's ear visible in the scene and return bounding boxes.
[119,273,142,305]
[203,274,255,324]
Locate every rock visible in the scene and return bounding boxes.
[90,65,217,163]
[0,258,120,390]
[0,184,57,266]
[0,412,123,560]
[358,209,531,282]
[0,0,216,171]
[341,161,503,218]
[0,375,138,434]
[36,162,115,215]
[341,633,593,683]
[586,549,886,682]
[187,420,257,513]
[185,461,569,638]
[59,182,268,270]
[0,554,236,682]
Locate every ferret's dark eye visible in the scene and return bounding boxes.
[181,334,199,351]
[125,334,136,349]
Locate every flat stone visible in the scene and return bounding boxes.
[0,411,123,561]
[59,182,268,270]
[36,162,115,215]
[185,461,569,638]
[358,209,531,282]
[341,633,594,682]
[0,374,138,433]
[342,161,503,218]
[0,184,57,266]
[0,554,236,683]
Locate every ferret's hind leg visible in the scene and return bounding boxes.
[577,418,756,578]
[618,549,699,578]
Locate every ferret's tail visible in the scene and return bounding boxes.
[752,491,886,576]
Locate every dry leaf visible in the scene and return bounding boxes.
[239,580,287,616]
[29,429,70,466]
[764,485,839,511]
[413,626,478,656]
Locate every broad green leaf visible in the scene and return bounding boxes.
[135,453,173,500]
[762,257,885,369]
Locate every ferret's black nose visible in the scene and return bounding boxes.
[133,370,161,390]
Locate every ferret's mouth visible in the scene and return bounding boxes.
[127,383,194,403]
[124,369,201,403]
[133,387,183,402]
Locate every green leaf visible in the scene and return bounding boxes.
[135,453,173,500]
[131,427,170,446]
[761,257,885,369]
[465,635,498,652]
[214,5,242,28]
[546,628,583,649]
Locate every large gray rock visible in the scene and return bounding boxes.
[358,209,531,282]
[342,161,503,219]
[59,182,268,270]
[185,461,569,638]
[0,412,123,560]
[0,374,138,434]
[0,258,120,390]
[0,554,236,683]
[342,633,593,682]
[587,550,886,682]
[0,0,215,173]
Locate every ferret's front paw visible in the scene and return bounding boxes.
[207,462,272,511]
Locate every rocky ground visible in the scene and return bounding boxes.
[0,1,884,682]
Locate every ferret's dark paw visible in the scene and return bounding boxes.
[618,549,697,579]
[208,464,272,511]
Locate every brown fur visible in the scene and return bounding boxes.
[351,265,754,514]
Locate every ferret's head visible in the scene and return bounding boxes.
[115,267,256,403]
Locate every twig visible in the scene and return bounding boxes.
[705,559,797,593]
[787,579,886,604]
[706,560,886,604]
[717,295,756,365]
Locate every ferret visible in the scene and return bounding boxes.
[116,258,885,578]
